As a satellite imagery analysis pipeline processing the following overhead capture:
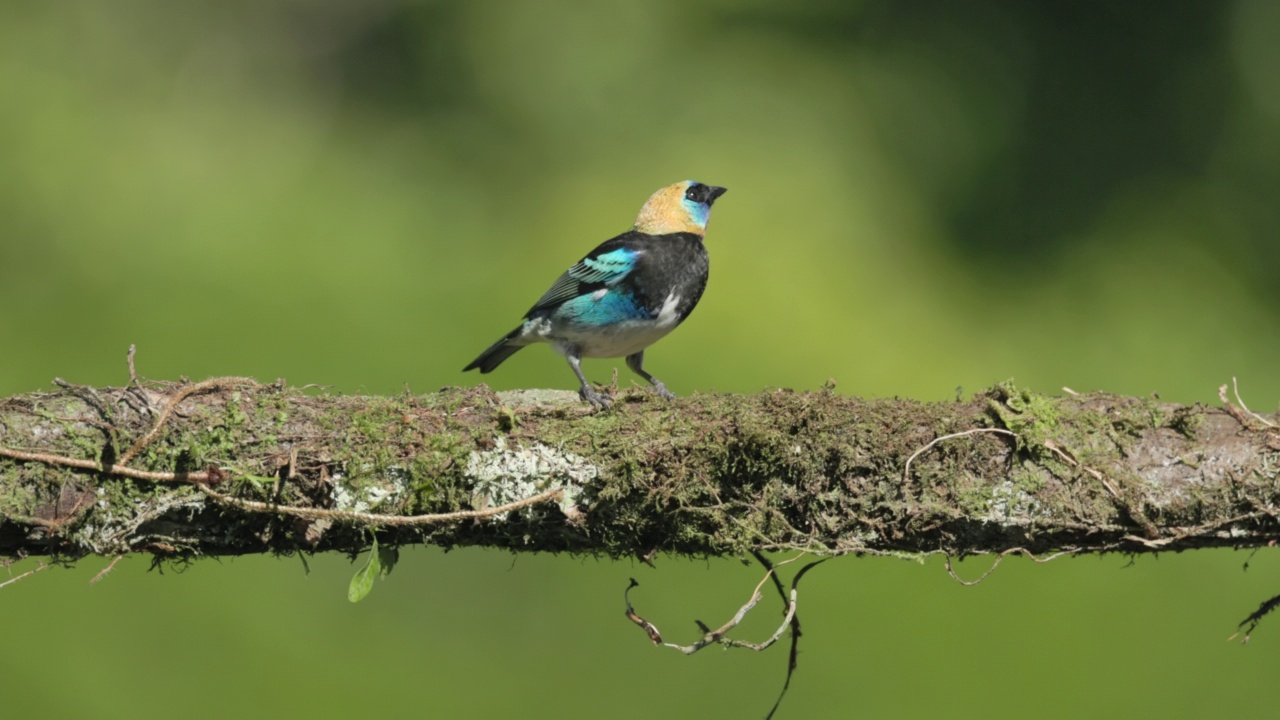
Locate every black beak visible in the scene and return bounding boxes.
[706,186,727,205]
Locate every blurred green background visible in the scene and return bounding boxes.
[3,1,1280,717]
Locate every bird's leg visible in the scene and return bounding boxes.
[566,348,612,409]
[626,351,675,400]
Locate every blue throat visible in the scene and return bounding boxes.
[681,197,710,230]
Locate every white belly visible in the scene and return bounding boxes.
[553,320,680,358]
[522,291,684,359]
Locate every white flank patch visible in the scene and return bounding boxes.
[655,291,682,328]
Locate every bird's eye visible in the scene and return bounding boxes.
[685,185,702,202]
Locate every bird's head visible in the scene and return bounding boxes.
[633,180,727,236]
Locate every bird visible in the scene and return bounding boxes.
[463,180,728,409]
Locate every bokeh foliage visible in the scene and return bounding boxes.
[2,1,1279,717]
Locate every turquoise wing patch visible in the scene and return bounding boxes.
[529,247,639,313]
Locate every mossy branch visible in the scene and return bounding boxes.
[1,377,1278,565]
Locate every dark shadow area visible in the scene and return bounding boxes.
[717,1,1278,302]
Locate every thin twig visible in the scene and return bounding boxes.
[1043,438,1119,496]
[903,428,1017,483]
[624,579,664,644]
[945,553,1008,586]
[1230,592,1280,644]
[117,377,259,467]
[1232,377,1277,429]
[0,445,216,484]
[624,554,811,656]
[121,345,156,418]
[945,547,1083,586]
[90,555,125,585]
[194,483,563,527]
[0,561,49,590]
[752,550,804,719]
[762,558,829,720]
[127,345,139,387]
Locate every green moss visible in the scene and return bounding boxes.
[0,477,38,523]
[1009,463,1046,495]
[985,380,1061,452]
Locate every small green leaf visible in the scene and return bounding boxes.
[347,537,382,603]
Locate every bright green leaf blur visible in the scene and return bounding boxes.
[349,536,381,604]
[3,2,1280,718]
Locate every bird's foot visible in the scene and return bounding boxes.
[650,380,675,401]
[579,384,613,409]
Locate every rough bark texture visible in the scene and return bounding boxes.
[1,377,1278,565]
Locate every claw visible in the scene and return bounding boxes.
[580,385,613,409]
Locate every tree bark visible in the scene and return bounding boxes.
[1,377,1277,563]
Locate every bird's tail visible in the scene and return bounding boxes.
[463,328,526,373]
